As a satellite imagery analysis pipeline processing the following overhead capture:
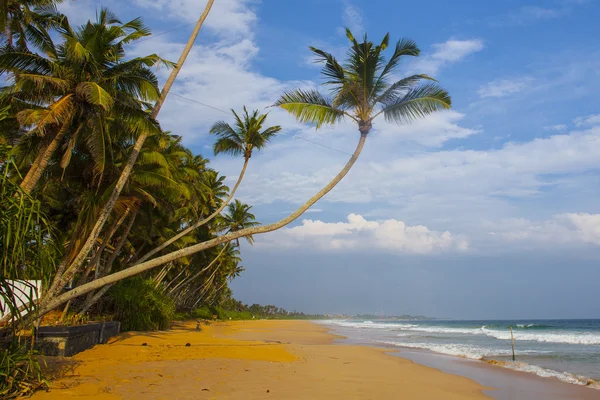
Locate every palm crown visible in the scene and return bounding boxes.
[275,28,451,134]
[0,8,167,181]
[218,199,260,245]
[210,107,281,160]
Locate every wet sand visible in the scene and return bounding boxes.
[396,349,600,400]
[33,320,490,399]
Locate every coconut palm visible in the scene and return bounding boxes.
[0,0,64,49]
[135,108,280,264]
[0,9,166,194]
[218,199,260,246]
[37,29,452,315]
[55,1,215,293]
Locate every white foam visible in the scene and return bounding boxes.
[321,320,600,345]
[322,320,418,330]
[504,362,598,387]
[481,328,600,345]
[377,340,539,360]
[379,341,598,389]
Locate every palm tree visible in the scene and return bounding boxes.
[1,9,165,194]
[53,0,216,297]
[135,108,280,264]
[218,199,260,246]
[37,29,452,315]
[0,0,64,49]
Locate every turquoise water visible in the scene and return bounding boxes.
[322,319,600,388]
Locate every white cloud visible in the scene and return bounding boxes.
[574,114,600,127]
[491,213,600,246]
[133,0,257,37]
[231,124,600,218]
[410,39,484,76]
[257,214,468,254]
[374,110,479,147]
[342,2,364,34]
[545,124,568,132]
[478,77,533,98]
[489,2,589,27]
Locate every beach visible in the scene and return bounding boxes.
[33,320,490,399]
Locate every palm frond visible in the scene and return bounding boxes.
[76,82,114,110]
[309,47,345,86]
[274,89,346,128]
[378,84,451,124]
[375,74,436,105]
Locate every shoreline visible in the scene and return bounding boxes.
[318,321,600,399]
[33,319,490,399]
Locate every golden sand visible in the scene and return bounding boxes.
[33,320,491,399]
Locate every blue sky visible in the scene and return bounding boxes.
[61,0,600,318]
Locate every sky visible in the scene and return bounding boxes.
[60,0,600,319]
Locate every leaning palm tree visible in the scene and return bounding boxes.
[48,1,216,300]
[135,108,280,264]
[37,29,452,315]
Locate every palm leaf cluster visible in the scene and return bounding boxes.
[275,28,451,133]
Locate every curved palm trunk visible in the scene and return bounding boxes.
[136,158,248,264]
[20,122,69,194]
[39,132,368,315]
[168,243,228,295]
[41,1,215,304]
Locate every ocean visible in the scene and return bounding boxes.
[321,319,600,389]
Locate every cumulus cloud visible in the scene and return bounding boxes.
[133,0,257,37]
[478,77,533,98]
[257,214,468,254]
[410,39,484,76]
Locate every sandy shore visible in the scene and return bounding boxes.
[33,320,490,399]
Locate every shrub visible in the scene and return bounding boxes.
[0,343,46,399]
[106,278,175,331]
[191,306,213,320]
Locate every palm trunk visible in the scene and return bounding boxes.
[78,211,137,314]
[136,158,248,264]
[44,1,215,297]
[76,208,131,286]
[38,132,367,315]
[168,244,228,295]
[20,122,69,194]
[153,262,174,287]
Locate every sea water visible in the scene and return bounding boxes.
[321,319,600,388]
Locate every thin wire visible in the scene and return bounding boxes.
[136,22,197,44]
[168,92,353,156]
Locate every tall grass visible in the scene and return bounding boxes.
[0,159,53,398]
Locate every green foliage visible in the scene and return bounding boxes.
[275,29,451,130]
[188,299,326,321]
[0,159,55,331]
[106,278,175,331]
[211,107,281,159]
[190,305,213,320]
[0,343,46,399]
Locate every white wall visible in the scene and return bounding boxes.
[0,280,42,319]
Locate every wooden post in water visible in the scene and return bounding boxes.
[510,326,515,361]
